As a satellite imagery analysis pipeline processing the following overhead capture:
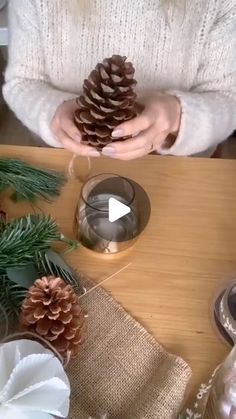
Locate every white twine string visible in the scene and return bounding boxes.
[79,262,132,300]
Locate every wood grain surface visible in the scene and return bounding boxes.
[2,145,236,402]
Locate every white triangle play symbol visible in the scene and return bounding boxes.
[108,197,131,223]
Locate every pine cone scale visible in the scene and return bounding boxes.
[24,314,39,325]
[49,303,61,315]
[90,109,107,120]
[35,318,53,335]
[78,111,96,124]
[47,312,60,320]
[46,333,60,342]
[51,322,65,336]
[99,66,109,80]
[88,89,104,103]
[34,306,48,319]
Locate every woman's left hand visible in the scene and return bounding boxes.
[102,93,182,160]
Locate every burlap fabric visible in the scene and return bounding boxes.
[67,279,191,419]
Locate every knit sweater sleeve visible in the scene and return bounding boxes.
[3,0,77,147]
[159,3,236,156]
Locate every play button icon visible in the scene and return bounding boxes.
[108,197,131,223]
[79,174,151,252]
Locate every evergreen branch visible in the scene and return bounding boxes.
[0,249,82,320]
[0,158,66,202]
[0,273,27,318]
[0,247,82,320]
[36,250,84,295]
[0,214,77,268]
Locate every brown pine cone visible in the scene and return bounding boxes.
[74,54,138,149]
[20,276,86,358]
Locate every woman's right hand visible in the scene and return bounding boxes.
[50,99,100,156]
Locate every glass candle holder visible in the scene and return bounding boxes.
[76,174,141,254]
[208,346,236,419]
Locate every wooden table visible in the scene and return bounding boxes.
[2,145,236,402]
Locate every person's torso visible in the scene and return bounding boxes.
[37,0,219,95]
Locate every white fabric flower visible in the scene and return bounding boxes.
[0,339,70,419]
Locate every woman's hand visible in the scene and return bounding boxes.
[50,99,100,157]
[102,93,182,160]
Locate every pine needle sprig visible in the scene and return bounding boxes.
[36,250,84,295]
[0,158,66,202]
[0,249,82,321]
[0,272,27,318]
[0,214,76,268]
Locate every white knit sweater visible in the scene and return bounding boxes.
[3,0,236,156]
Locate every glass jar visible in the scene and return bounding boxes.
[76,173,139,254]
[210,346,236,418]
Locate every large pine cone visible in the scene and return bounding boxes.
[74,55,138,149]
[20,276,86,358]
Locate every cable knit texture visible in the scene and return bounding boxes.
[3,0,236,155]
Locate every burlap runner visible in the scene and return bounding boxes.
[68,278,191,419]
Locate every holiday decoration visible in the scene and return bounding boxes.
[20,276,86,359]
[0,214,79,320]
[0,155,86,417]
[0,339,70,419]
[0,158,65,202]
[74,54,138,149]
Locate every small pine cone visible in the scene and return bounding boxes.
[74,55,138,149]
[20,276,86,358]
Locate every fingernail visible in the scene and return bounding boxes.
[112,129,124,138]
[102,146,116,156]
[88,150,100,157]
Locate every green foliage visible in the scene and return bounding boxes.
[36,250,84,295]
[0,158,66,202]
[6,263,39,288]
[0,214,67,268]
[0,158,80,323]
[0,214,80,320]
[0,251,83,320]
[0,272,27,318]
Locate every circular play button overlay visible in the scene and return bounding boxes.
[78,174,151,252]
